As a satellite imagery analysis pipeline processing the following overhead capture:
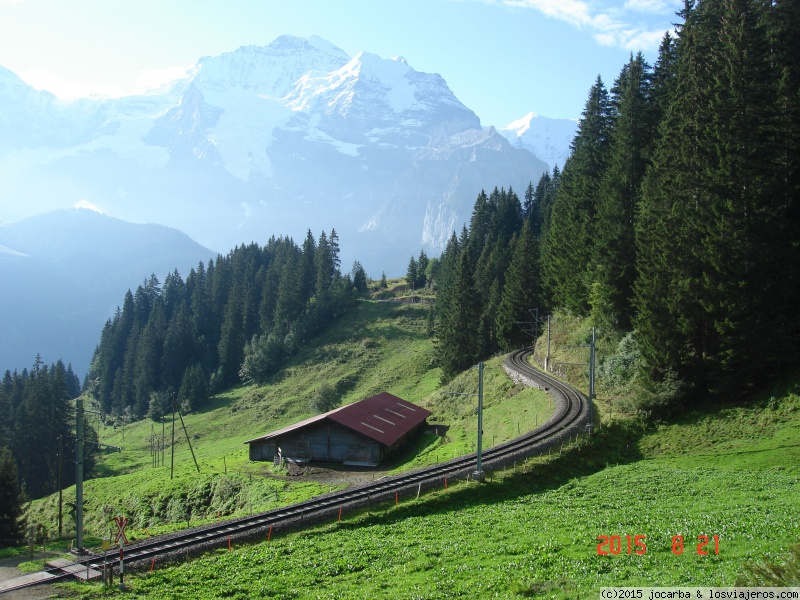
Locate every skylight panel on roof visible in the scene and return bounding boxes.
[360,422,385,434]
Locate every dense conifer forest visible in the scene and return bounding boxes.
[433,0,799,408]
[87,229,367,421]
[0,358,87,509]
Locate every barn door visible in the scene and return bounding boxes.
[296,440,310,459]
[347,444,369,462]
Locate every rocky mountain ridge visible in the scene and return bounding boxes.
[0,35,573,275]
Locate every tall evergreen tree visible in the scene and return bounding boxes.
[406,256,418,290]
[351,261,368,297]
[635,0,792,400]
[0,447,24,546]
[300,229,317,303]
[523,182,535,222]
[216,285,247,388]
[436,248,481,382]
[416,250,429,289]
[497,224,541,349]
[590,53,655,331]
[543,77,613,314]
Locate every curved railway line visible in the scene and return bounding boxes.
[1,348,590,595]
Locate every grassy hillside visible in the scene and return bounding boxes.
[19,297,800,598]
[26,297,551,542]
[57,373,800,599]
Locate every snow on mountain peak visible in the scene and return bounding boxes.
[503,112,542,137]
[349,51,416,113]
[285,49,419,116]
[499,111,577,171]
[193,35,350,98]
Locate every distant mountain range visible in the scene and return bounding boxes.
[0,35,576,276]
[0,35,577,376]
[0,208,213,377]
[499,112,576,173]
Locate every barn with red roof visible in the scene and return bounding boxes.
[244,392,431,466]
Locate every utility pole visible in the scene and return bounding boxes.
[75,398,84,553]
[586,327,596,434]
[74,398,121,554]
[161,409,165,467]
[177,404,200,474]
[474,362,485,482]
[545,314,552,372]
[443,363,486,482]
[170,394,176,479]
[57,435,63,538]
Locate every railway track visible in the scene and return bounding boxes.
[0,348,590,594]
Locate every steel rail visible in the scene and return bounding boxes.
[1,348,589,594]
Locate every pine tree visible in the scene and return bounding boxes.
[523,181,535,222]
[497,224,541,349]
[406,256,418,291]
[300,229,317,303]
[179,363,208,412]
[351,261,368,297]
[0,447,24,546]
[315,231,332,296]
[436,248,481,382]
[416,250,429,288]
[590,53,655,332]
[217,286,247,388]
[767,0,800,369]
[465,190,492,263]
[634,0,791,400]
[273,250,303,336]
[543,77,612,315]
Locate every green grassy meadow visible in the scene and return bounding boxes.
[61,381,800,599]
[17,296,800,598]
[25,298,551,543]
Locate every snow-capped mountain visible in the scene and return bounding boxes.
[499,112,577,172]
[0,35,556,275]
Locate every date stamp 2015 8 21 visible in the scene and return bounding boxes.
[596,535,720,556]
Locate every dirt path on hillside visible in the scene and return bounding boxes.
[285,462,393,487]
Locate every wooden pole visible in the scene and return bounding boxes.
[177,405,200,474]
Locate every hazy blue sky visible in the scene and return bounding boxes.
[0,0,681,125]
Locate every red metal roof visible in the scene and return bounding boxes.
[244,392,430,448]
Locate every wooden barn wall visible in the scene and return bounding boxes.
[249,440,277,462]
[248,417,429,464]
[250,421,381,464]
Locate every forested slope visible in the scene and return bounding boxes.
[432,0,799,410]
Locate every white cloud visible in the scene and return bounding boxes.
[624,0,671,13]
[74,200,105,214]
[623,28,670,50]
[500,0,596,29]
[488,0,679,52]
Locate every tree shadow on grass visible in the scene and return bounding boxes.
[335,419,648,529]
